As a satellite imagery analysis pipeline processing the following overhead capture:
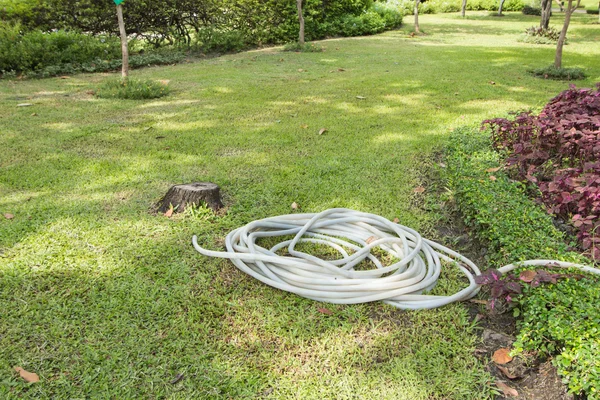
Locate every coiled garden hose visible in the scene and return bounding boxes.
[192,208,600,310]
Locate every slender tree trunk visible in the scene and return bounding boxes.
[540,0,552,29]
[297,0,305,45]
[461,0,468,17]
[116,4,129,79]
[555,0,580,68]
[498,0,506,15]
[414,0,420,33]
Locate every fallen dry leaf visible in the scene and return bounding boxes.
[317,307,333,315]
[439,162,447,168]
[489,175,497,181]
[338,68,345,72]
[318,128,327,135]
[17,103,32,107]
[356,95,366,100]
[413,186,425,194]
[300,124,308,129]
[486,167,501,173]
[14,367,39,383]
[492,348,513,365]
[393,217,400,224]
[496,381,518,397]
[291,202,299,210]
[489,81,496,85]
[366,236,377,244]
[31,113,37,117]
[164,208,174,218]
[497,365,518,379]
[4,213,14,220]
[298,69,304,72]
[469,299,488,305]
[520,270,537,283]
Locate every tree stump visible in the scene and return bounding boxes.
[157,182,223,213]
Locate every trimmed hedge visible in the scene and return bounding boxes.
[445,126,597,399]
[445,126,583,267]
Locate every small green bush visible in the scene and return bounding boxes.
[517,26,561,44]
[0,22,121,73]
[522,5,542,15]
[282,42,323,52]
[372,2,404,28]
[95,78,169,100]
[193,29,247,53]
[587,7,599,14]
[528,65,587,80]
[338,10,387,36]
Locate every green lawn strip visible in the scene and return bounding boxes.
[0,12,599,398]
[445,125,599,398]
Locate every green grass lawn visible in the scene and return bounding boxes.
[1,11,598,399]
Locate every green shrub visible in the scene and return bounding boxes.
[522,5,542,15]
[0,22,121,73]
[446,125,598,399]
[339,11,387,36]
[372,2,404,28]
[513,277,600,398]
[445,127,582,267]
[95,78,169,100]
[587,7,599,14]
[22,51,187,79]
[193,28,247,53]
[283,41,323,52]
[517,26,561,44]
[528,65,586,80]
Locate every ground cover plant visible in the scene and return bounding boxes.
[445,125,599,398]
[1,11,599,399]
[95,78,170,100]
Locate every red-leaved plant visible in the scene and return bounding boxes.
[483,84,600,260]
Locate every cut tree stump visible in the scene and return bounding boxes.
[157,182,223,213]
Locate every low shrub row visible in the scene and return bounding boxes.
[445,125,597,399]
[381,0,525,15]
[0,23,121,73]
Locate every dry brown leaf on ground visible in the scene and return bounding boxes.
[317,307,333,315]
[366,236,377,244]
[3,213,14,220]
[413,186,425,194]
[496,381,518,397]
[318,128,327,135]
[393,218,400,223]
[164,208,174,218]
[291,202,299,210]
[14,367,39,383]
[489,175,497,181]
[520,270,537,283]
[492,348,513,364]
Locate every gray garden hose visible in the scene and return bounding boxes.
[192,208,600,310]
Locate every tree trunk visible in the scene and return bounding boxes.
[461,0,468,17]
[116,4,129,79]
[157,182,224,213]
[498,0,506,15]
[554,0,579,68]
[414,0,420,33]
[297,0,305,45]
[540,0,552,29]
